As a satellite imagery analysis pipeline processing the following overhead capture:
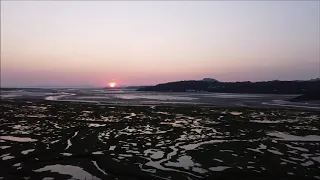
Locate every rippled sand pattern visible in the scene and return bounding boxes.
[0,100,319,180]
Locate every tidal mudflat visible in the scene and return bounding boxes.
[0,100,319,180]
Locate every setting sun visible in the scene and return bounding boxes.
[109,82,116,88]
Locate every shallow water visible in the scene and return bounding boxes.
[89,124,106,127]
[230,111,242,115]
[2,88,319,109]
[61,153,72,156]
[1,153,14,160]
[21,149,35,155]
[34,165,100,180]
[0,136,37,142]
[268,132,320,141]
[114,94,197,101]
[92,161,107,175]
[209,166,231,171]
[65,131,78,150]
[0,146,11,150]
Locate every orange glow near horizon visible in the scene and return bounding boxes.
[109,82,116,88]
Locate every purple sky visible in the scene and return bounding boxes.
[1,1,319,87]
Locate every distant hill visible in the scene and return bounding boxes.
[309,78,320,82]
[137,80,320,94]
[202,78,219,82]
[125,86,150,89]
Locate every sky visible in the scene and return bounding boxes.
[1,1,319,87]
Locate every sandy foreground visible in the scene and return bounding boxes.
[0,100,319,180]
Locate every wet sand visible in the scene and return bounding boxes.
[0,100,319,180]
